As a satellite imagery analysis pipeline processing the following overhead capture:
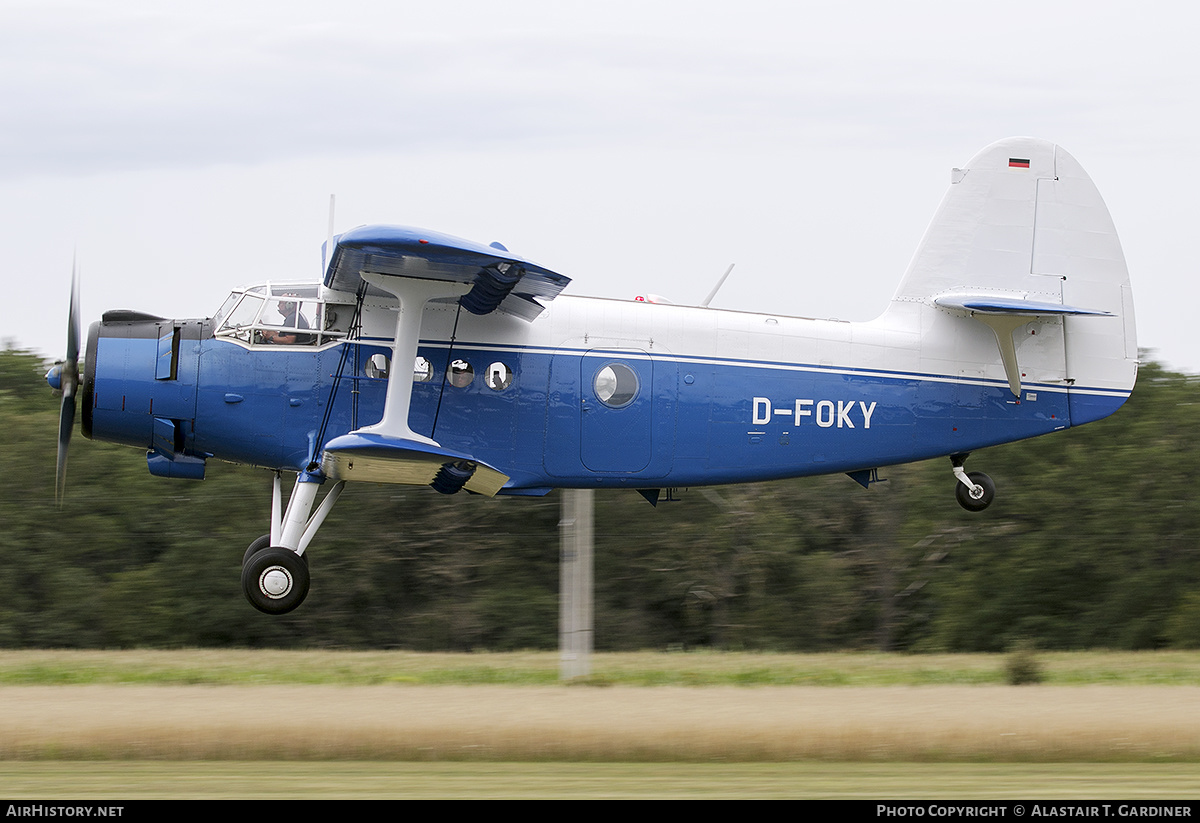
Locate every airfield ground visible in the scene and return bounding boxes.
[4,683,1200,762]
[1,651,1199,798]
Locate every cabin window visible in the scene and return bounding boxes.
[449,359,474,388]
[485,362,513,391]
[594,363,638,408]
[413,356,433,382]
[365,353,390,379]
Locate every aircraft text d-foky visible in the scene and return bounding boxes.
[752,397,878,429]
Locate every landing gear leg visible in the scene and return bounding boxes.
[950,453,995,512]
[240,472,346,615]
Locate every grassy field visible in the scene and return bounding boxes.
[3,762,1200,799]
[3,648,1200,686]
[1,650,1198,797]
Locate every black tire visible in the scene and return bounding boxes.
[242,534,272,567]
[955,471,995,512]
[243,534,309,568]
[241,546,310,615]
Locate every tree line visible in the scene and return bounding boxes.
[1,345,1198,650]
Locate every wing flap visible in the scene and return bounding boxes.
[324,224,570,320]
[320,432,509,497]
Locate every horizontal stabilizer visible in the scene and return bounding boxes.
[934,290,1116,396]
[324,224,570,321]
[934,293,1112,317]
[320,432,509,496]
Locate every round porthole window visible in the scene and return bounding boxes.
[485,362,513,391]
[594,363,638,408]
[413,356,433,382]
[449,359,474,388]
[365,353,390,379]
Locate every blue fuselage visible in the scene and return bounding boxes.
[81,296,1128,492]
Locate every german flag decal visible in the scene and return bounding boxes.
[1009,158,1030,168]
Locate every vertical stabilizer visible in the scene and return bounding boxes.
[888,138,1136,420]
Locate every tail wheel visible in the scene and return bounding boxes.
[955,471,995,512]
[241,546,310,615]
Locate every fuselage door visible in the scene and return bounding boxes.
[580,351,653,472]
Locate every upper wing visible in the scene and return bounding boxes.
[324,224,571,321]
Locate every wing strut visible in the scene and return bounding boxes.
[974,314,1033,397]
[318,271,511,496]
[356,273,470,445]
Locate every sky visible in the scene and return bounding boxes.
[4,0,1198,373]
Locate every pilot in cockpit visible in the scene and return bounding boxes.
[260,296,316,345]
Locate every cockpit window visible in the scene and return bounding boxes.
[214,284,353,347]
[221,295,265,342]
[213,294,240,327]
[260,296,317,344]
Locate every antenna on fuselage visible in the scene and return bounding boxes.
[700,263,735,308]
[322,194,336,276]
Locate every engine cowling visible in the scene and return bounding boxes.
[82,311,211,479]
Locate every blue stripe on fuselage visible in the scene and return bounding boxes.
[93,336,1127,489]
[413,342,1111,489]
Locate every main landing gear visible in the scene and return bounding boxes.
[240,472,345,615]
[950,453,995,512]
[242,546,310,615]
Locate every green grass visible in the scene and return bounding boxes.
[1,649,1199,686]
[2,762,1200,799]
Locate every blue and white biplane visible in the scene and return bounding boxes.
[48,138,1138,614]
